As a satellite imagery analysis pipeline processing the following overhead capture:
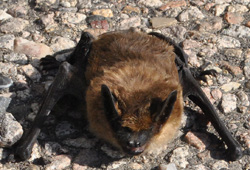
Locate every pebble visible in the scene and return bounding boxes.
[0,10,12,21]
[45,155,71,170]
[14,37,53,59]
[20,64,41,82]
[119,16,141,30]
[3,52,28,65]
[198,17,223,32]
[7,5,28,18]
[220,61,243,76]
[224,12,244,24]
[184,131,211,151]
[159,0,187,11]
[222,25,250,38]
[62,137,97,148]
[158,163,177,170]
[236,91,249,107]
[217,35,241,49]
[211,89,222,101]
[212,160,229,170]
[150,17,177,29]
[224,48,243,58]
[129,162,143,170]
[0,18,29,33]
[92,9,113,18]
[214,4,229,16]
[44,142,62,156]
[41,13,55,26]
[138,0,163,8]
[0,34,15,50]
[72,149,101,168]
[0,94,12,113]
[178,6,205,22]
[202,87,215,104]
[221,82,241,92]
[60,0,77,7]
[60,12,86,24]
[55,121,79,139]
[240,133,250,149]
[90,19,109,30]
[0,112,23,147]
[122,6,141,14]
[221,93,237,113]
[50,36,75,52]
[214,0,232,4]
[169,146,189,168]
[182,39,202,50]
[227,4,249,13]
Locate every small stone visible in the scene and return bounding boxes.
[41,13,55,26]
[55,121,79,139]
[197,150,211,161]
[244,58,250,79]
[222,25,250,38]
[92,9,113,18]
[0,94,12,113]
[224,12,244,24]
[162,25,187,40]
[28,142,42,162]
[236,91,249,107]
[194,164,208,170]
[199,44,218,57]
[0,112,23,147]
[159,163,177,170]
[220,61,243,76]
[0,10,12,21]
[214,4,229,16]
[221,93,237,113]
[119,17,141,30]
[83,28,107,38]
[246,21,250,28]
[212,160,228,170]
[240,133,250,149]
[182,39,202,50]
[184,49,200,67]
[214,0,232,4]
[169,146,189,168]
[184,131,211,151]
[50,36,75,53]
[204,3,215,11]
[106,161,127,170]
[7,6,28,17]
[60,0,77,7]
[217,35,241,49]
[0,34,15,50]
[202,87,215,104]
[178,6,205,22]
[90,20,109,30]
[150,17,177,29]
[138,0,163,8]
[225,48,243,57]
[228,4,249,13]
[122,6,141,14]
[45,155,71,170]
[198,17,223,32]
[61,12,86,24]
[221,82,241,92]
[63,137,97,148]
[129,162,143,170]
[211,89,222,101]
[0,18,29,33]
[159,0,187,11]
[44,142,62,156]
[14,37,53,59]
[20,64,41,81]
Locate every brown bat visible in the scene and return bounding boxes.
[15,29,243,161]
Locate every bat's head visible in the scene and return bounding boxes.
[101,84,178,155]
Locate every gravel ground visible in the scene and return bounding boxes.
[0,0,250,169]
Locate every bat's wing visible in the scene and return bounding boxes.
[15,32,92,160]
[149,32,243,161]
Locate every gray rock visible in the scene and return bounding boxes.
[3,52,28,65]
[236,91,249,107]
[138,0,163,7]
[0,10,12,21]
[119,17,141,30]
[169,146,189,168]
[221,93,237,113]
[20,64,41,82]
[62,137,97,149]
[44,142,62,156]
[244,58,250,79]
[72,149,101,167]
[222,25,250,38]
[161,26,187,40]
[178,6,205,21]
[214,4,229,16]
[150,17,177,29]
[0,112,23,147]
[50,36,75,53]
[0,18,29,33]
[55,121,79,139]
[228,4,249,13]
[60,12,86,24]
[0,95,11,113]
[159,163,177,170]
[198,17,223,32]
[212,160,229,170]
[220,82,241,92]
[0,34,15,50]
[45,155,71,170]
[217,35,241,49]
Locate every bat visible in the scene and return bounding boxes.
[15,29,243,161]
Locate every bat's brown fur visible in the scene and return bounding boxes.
[85,30,183,153]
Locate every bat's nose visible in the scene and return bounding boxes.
[128,140,141,148]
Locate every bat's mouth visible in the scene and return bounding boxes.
[123,144,146,155]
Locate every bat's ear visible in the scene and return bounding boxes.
[155,90,178,124]
[101,84,120,121]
